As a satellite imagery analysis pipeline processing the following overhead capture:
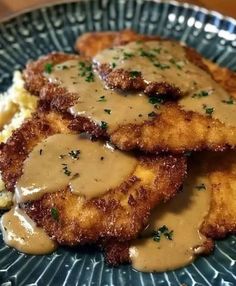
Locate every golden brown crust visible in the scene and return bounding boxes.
[23,52,79,95]
[109,103,236,153]
[75,29,158,58]
[196,151,236,239]
[22,154,186,245]
[0,108,186,245]
[23,53,236,154]
[203,59,236,98]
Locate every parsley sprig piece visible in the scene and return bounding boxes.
[222,97,235,105]
[104,109,111,115]
[100,121,108,130]
[129,70,141,78]
[62,164,71,176]
[97,96,107,102]
[51,207,59,221]
[68,150,80,160]
[152,225,174,242]
[203,105,214,116]
[78,61,95,82]
[44,63,53,74]
[192,90,209,98]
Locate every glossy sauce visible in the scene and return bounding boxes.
[0,205,57,254]
[94,41,236,126]
[15,134,137,203]
[46,60,157,132]
[129,164,210,272]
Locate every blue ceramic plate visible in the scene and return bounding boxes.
[0,1,236,285]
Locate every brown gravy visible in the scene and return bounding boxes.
[0,205,57,254]
[15,134,137,203]
[46,60,157,132]
[94,41,236,126]
[129,164,210,272]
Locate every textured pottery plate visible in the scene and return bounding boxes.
[0,0,236,285]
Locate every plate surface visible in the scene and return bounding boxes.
[0,0,236,285]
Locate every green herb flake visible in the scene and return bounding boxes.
[51,207,59,221]
[39,149,43,155]
[111,62,116,68]
[62,164,71,176]
[78,61,95,82]
[149,96,164,105]
[154,61,170,70]
[195,183,206,191]
[152,225,174,242]
[129,70,141,78]
[139,49,156,60]
[100,121,108,130]
[123,52,134,60]
[222,97,234,105]
[44,63,53,74]
[104,109,111,115]
[148,111,157,118]
[97,96,107,102]
[68,150,80,159]
[203,105,214,116]
[192,90,209,98]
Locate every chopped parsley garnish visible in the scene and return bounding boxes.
[195,183,206,191]
[111,62,116,68]
[100,121,108,130]
[203,105,214,116]
[51,207,59,221]
[222,97,234,105]
[153,48,162,54]
[192,90,209,98]
[68,150,80,159]
[78,61,95,82]
[39,149,43,155]
[104,109,111,115]
[97,96,107,102]
[62,164,71,176]
[153,61,170,70]
[169,58,184,70]
[129,70,141,78]
[44,63,53,74]
[123,52,134,60]
[148,111,157,118]
[139,49,156,60]
[59,154,66,159]
[149,96,164,105]
[152,225,174,242]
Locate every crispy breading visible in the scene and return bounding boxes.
[76,30,210,97]
[23,53,236,154]
[203,59,236,98]
[75,29,158,58]
[75,30,236,100]
[0,106,186,245]
[192,151,236,239]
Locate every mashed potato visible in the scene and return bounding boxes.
[0,71,38,208]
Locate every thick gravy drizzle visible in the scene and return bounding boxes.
[46,60,157,132]
[94,41,236,126]
[0,205,57,254]
[129,163,211,272]
[15,134,137,203]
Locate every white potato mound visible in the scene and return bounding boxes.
[0,71,38,208]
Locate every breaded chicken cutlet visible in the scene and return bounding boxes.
[23,51,236,154]
[0,103,186,245]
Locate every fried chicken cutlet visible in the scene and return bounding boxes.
[23,52,236,154]
[0,104,186,245]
